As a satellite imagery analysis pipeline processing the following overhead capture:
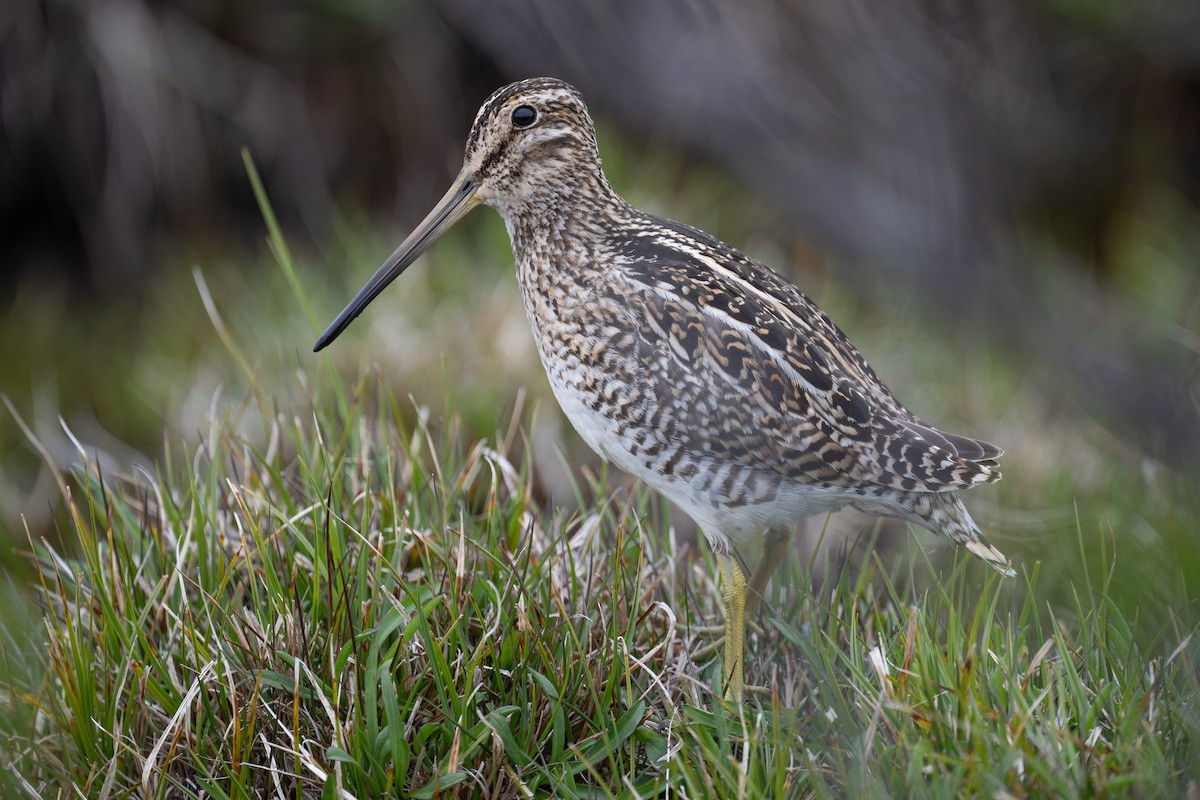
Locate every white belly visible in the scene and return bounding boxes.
[544,372,852,545]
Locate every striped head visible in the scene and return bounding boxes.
[313,77,607,351]
[462,77,605,216]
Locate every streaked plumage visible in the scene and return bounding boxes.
[315,77,1012,700]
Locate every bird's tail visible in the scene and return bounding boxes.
[857,491,1015,576]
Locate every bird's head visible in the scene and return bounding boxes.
[314,77,601,351]
[462,77,603,215]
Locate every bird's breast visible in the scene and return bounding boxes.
[512,253,855,538]
[515,257,649,456]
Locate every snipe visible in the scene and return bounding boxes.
[315,77,1013,700]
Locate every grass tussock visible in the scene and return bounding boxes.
[1,366,1197,798]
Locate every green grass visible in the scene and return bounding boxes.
[2,366,1198,797]
[2,148,1199,797]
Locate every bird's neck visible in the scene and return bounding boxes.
[500,172,630,288]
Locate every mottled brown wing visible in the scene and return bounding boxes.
[611,233,1001,493]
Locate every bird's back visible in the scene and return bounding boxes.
[590,210,1002,492]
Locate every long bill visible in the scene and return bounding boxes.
[313,172,481,352]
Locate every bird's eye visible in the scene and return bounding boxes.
[511,105,537,129]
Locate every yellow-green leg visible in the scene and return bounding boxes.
[718,531,789,700]
[718,554,747,700]
[745,529,790,620]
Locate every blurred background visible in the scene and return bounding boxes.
[2,0,1199,596]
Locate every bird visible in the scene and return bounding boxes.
[314,77,1013,701]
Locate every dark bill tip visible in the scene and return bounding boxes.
[313,177,478,352]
